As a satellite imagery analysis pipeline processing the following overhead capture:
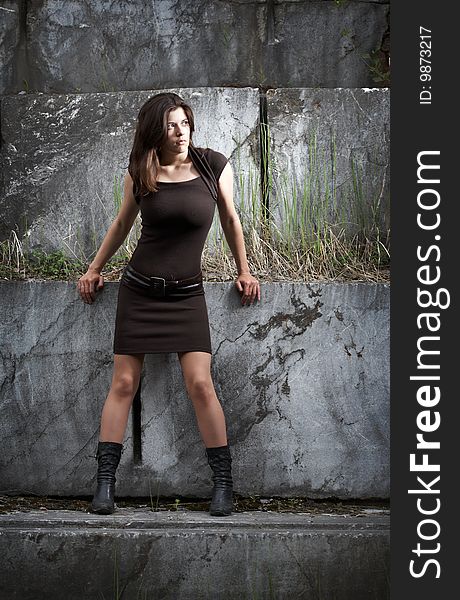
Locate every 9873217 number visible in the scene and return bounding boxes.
[419,26,432,105]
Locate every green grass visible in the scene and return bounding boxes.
[361,49,391,86]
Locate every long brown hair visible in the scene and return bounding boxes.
[128,92,196,199]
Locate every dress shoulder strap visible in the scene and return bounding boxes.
[188,145,219,202]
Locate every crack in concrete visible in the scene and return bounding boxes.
[349,90,371,121]
[0,353,16,398]
[318,473,347,495]
[141,398,175,431]
[212,321,256,356]
[334,308,344,322]
[274,405,289,424]
[344,336,364,358]
[26,357,110,451]
[280,374,290,396]
[280,538,322,600]
[60,429,101,480]
[340,417,358,426]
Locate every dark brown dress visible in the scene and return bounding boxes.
[113,147,228,355]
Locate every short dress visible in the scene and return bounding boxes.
[113,147,228,355]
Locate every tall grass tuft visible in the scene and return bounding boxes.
[203,124,389,283]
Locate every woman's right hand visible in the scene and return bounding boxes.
[77,268,104,304]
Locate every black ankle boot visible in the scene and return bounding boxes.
[90,441,123,515]
[205,444,233,516]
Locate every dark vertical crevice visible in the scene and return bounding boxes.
[259,88,270,222]
[132,376,142,464]
[19,0,28,38]
[0,98,3,154]
[260,0,275,223]
[380,7,391,86]
[266,0,276,45]
[15,0,30,93]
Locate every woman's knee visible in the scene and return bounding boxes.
[186,376,214,400]
[111,354,143,397]
[111,371,140,398]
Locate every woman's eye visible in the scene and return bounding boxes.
[167,121,188,129]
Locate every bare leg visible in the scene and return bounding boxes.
[99,353,145,443]
[177,351,228,447]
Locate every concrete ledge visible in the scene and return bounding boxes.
[0,281,389,499]
[0,509,390,599]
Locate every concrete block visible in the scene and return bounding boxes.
[0,88,260,255]
[1,1,389,95]
[267,87,390,235]
[0,281,389,499]
[0,509,390,599]
[0,281,134,495]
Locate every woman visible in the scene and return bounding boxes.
[77,92,260,517]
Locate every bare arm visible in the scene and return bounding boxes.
[77,171,140,304]
[216,162,260,305]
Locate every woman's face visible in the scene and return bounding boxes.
[162,106,191,155]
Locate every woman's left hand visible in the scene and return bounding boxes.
[235,272,260,305]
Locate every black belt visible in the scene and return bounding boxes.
[121,263,203,297]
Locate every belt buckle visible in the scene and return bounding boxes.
[149,276,166,297]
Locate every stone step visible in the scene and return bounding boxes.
[0,508,390,600]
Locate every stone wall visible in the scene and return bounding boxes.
[267,87,390,234]
[0,4,390,504]
[0,86,389,257]
[0,280,389,499]
[1,0,390,95]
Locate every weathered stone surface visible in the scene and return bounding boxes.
[1,87,389,257]
[267,87,390,235]
[0,88,260,254]
[0,2,20,96]
[0,1,390,95]
[0,281,135,495]
[0,281,389,499]
[0,509,390,600]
